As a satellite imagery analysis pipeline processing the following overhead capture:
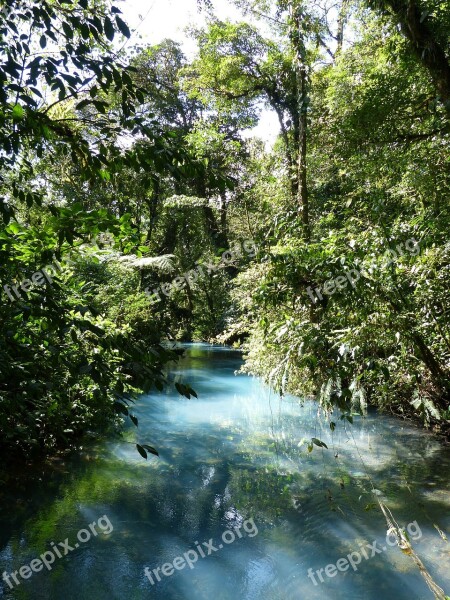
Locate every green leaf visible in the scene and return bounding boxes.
[136,444,147,459]
[381,366,390,381]
[312,438,328,449]
[115,16,131,38]
[62,21,74,39]
[114,402,129,416]
[104,16,115,41]
[93,100,108,113]
[6,221,22,234]
[142,444,159,456]
[12,104,25,120]
[175,382,192,398]
[76,99,92,110]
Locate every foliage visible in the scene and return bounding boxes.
[227,2,450,434]
[1,0,450,461]
[0,1,192,460]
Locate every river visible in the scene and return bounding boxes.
[0,343,449,599]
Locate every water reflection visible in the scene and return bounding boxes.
[0,343,449,599]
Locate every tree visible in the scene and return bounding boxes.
[186,0,349,239]
[368,0,450,113]
[211,0,450,433]
[0,1,193,459]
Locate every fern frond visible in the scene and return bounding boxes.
[118,254,176,272]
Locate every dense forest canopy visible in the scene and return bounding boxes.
[0,0,449,459]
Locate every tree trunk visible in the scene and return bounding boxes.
[146,176,160,243]
[372,0,450,113]
[219,192,229,247]
[336,0,348,56]
[297,66,309,237]
[196,168,225,249]
[292,4,310,239]
[387,295,450,395]
[273,103,298,202]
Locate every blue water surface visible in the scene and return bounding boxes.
[0,343,449,600]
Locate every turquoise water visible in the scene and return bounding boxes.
[0,343,449,599]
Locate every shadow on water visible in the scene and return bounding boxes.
[0,343,449,600]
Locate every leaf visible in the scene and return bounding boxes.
[312,438,328,449]
[115,16,131,38]
[78,321,105,337]
[93,100,108,113]
[381,366,390,381]
[76,99,92,111]
[340,414,354,424]
[130,414,138,427]
[29,86,43,98]
[114,402,129,416]
[12,104,25,120]
[6,221,21,234]
[104,16,115,41]
[62,21,74,39]
[175,382,192,398]
[142,444,159,456]
[188,386,198,399]
[136,444,147,459]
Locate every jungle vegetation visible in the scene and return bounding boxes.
[0,0,449,459]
